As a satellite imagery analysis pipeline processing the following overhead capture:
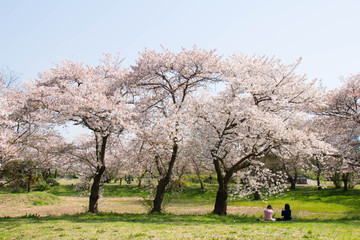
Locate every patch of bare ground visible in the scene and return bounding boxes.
[0,196,267,217]
[0,196,85,217]
[0,196,149,217]
[227,206,264,215]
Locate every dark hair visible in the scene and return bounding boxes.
[267,205,272,209]
[285,204,290,210]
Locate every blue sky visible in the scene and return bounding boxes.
[1,0,360,90]
[2,0,359,140]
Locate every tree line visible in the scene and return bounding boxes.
[0,47,359,215]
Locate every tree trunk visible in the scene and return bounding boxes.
[213,157,232,216]
[316,160,322,190]
[119,177,122,186]
[342,173,349,191]
[198,174,204,190]
[253,191,261,200]
[54,169,57,179]
[89,166,106,213]
[138,173,145,187]
[88,134,109,213]
[212,151,254,215]
[213,182,228,215]
[194,163,204,189]
[289,175,297,190]
[151,177,168,213]
[177,167,185,188]
[317,175,322,190]
[42,168,51,181]
[332,172,341,189]
[27,172,32,193]
[150,140,178,213]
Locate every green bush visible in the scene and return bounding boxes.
[32,200,46,206]
[33,182,49,191]
[46,178,60,186]
[184,174,210,183]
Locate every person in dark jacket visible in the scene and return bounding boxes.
[279,203,292,221]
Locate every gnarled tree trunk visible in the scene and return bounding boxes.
[89,166,105,213]
[213,181,228,215]
[212,151,254,216]
[88,134,108,213]
[213,156,232,216]
[150,140,178,213]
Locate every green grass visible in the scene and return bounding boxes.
[0,191,60,206]
[230,187,360,219]
[1,182,359,239]
[47,184,80,196]
[0,212,359,239]
[103,184,150,198]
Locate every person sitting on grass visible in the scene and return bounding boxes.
[264,204,275,221]
[276,203,292,221]
[257,205,275,221]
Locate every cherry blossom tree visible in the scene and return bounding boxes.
[182,136,213,189]
[58,135,129,195]
[192,55,329,215]
[26,55,132,213]
[1,71,68,191]
[0,81,15,164]
[313,114,359,191]
[323,74,360,171]
[0,68,21,89]
[130,47,221,213]
[231,162,286,200]
[0,74,37,166]
[193,93,295,215]
[325,74,360,125]
[3,132,68,191]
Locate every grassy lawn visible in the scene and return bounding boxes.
[0,213,359,239]
[0,182,359,239]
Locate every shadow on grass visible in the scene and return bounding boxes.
[0,212,359,226]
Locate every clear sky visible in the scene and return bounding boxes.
[1,0,360,90]
[1,0,359,140]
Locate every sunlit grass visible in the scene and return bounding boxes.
[0,183,359,239]
[0,213,359,239]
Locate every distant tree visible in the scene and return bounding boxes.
[183,136,212,189]
[0,67,21,89]
[0,70,34,167]
[0,69,68,191]
[321,75,360,190]
[0,132,67,192]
